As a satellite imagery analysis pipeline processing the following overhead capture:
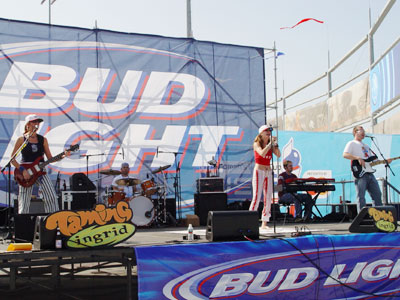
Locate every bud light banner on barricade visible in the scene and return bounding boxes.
[0,18,265,214]
[135,233,400,299]
[370,39,400,113]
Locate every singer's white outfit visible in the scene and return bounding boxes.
[249,149,273,222]
[18,134,59,214]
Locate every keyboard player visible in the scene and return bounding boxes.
[278,160,313,222]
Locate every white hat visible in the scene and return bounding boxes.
[258,125,272,134]
[25,114,43,124]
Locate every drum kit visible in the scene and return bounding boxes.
[99,165,173,227]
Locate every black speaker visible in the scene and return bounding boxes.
[194,193,227,226]
[33,216,57,250]
[166,198,176,219]
[206,210,259,241]
[349,206,398,233]
[70,173,96,191]
[71,192,96,210]
[14,213,47,243]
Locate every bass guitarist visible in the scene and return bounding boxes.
[11,114,70,214]
[343,125,392,213]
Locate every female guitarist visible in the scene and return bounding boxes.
[11,114,69,214]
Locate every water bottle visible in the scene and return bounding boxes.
[187,224,194,241]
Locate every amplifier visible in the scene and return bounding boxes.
[196,177,224,193]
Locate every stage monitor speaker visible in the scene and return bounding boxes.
[71,192,96,210]
[70,173,96,191]
[349,206,398,233]
[194,193,227,226]
[33,216,56,250]
[206,210,259,242]
[14,213,47,243]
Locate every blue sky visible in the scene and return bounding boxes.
[1,0,399,105]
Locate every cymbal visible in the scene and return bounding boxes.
[151,164,171,174]
[116,177,141,186]
[100,169,121,176]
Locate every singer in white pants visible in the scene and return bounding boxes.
[249,125,280,229]
[249,168,272,222]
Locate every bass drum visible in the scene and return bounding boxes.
[129,196,154,226]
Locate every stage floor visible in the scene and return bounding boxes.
[0,220,356,299]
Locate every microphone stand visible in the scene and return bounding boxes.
[159,150,183,222]
[81,153,107,204]
[368,136,395,204]
[0,128,37,238]
[270,139,277,234]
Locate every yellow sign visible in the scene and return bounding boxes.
[368,207,396,233]
[45,201,136,248]
[67,223,136,248]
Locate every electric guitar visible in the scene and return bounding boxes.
[351,155,400,178]
[15,144,79,187]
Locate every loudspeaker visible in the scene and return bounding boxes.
[196,178,224,193]
[14,213,47,243]
[206,210,259,242]
[71,192,96,210]
[33,216,56,250]
[70,173,96,191]
[166,198,176,219]
[349,206,398,233]
[194,193,227,226]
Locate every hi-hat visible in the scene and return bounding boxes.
[151,164,171,174]
[116,178,141,186]
[100,169,121,176]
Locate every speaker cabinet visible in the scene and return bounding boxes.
[71,192,96,210]
[206,210,259,242]
[70,173,96,191]
[194,193,227,226]
[14,213,47,243]
[33,215,57,250]
[349,205,398,233]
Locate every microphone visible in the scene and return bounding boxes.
[365,135,375,139]
[156,146,159,157]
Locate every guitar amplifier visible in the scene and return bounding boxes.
[196,177,224,193]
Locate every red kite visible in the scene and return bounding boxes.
[280,18,324,30]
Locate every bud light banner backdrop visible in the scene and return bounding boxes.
[0,18,265,212]
[136,233,400,299]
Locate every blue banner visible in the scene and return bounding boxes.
[136,233,400,299]
[0,18,265,214]
[370,39,400,113]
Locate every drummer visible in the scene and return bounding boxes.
[111,162,137,198]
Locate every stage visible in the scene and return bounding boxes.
[0,220,381,300]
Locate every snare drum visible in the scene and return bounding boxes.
[141,179,157,197]
[107,191,127,206]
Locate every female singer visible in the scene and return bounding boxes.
[11,114,68,214]
[249,125,280,229]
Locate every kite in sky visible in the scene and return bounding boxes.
[280,18,324,30]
